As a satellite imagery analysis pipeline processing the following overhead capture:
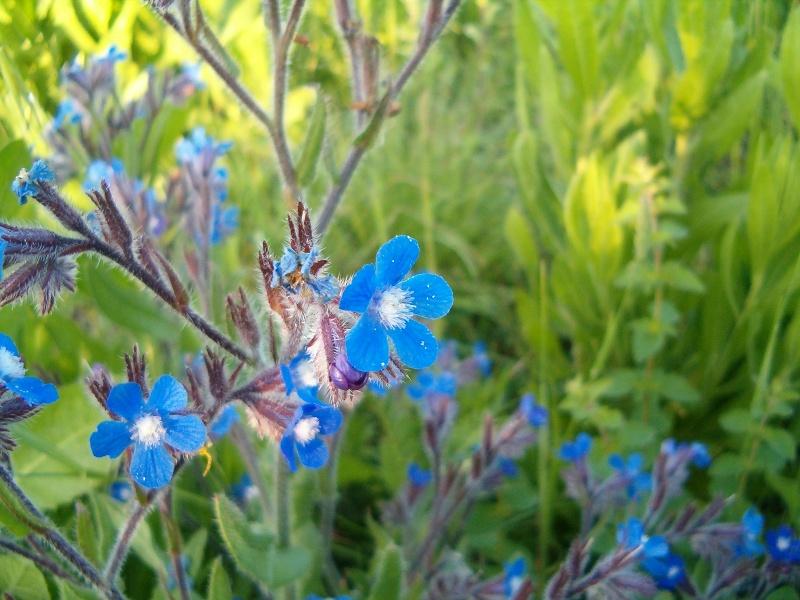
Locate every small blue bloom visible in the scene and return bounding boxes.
[12,160,54,204]
[503,557,526,598]
[609,453,652,499]
[519,394,547,428]
[89,376,207,489]
[736,507,765,557]
[108,480,133,503]
[210,205,239,245]
[96,45,127,64]
[407,463,432,487]
[83,159,123,191]
[0,333,58,406]
[690,442,711,468]
[766,525,800,563]
[340,236,453,372]
[559,433,592,462]
[280,402,343,472]
[642,552,686,590]
[230,473,256,504]
[181,63,204,89]
[281,351,320,405]
[616,518,668,558]
[52,99,82,130]
[472,341,492,376]
[176,127,232,163]
[406,370,456,400]
[272,246,339,302]
[210,405,239,439]
[498,456,519,478]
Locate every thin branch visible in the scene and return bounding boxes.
[103,496,158,583]
[315,0,463,235]
[0,465,123,600]
[0,537,85,587]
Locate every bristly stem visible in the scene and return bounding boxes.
[0,465,124,600]
[103,494,159,583]
[315,0,463,235]
[0,536,85,587]
[276,453,296,600]
[160,489,191,600]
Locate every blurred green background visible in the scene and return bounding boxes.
[2,0,800,597]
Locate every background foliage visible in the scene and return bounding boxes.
[1,0,800,598]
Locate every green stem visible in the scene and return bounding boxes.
[276,452,296,600]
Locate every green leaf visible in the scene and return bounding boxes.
[719,409,753,434]
[762,427,796,463]
[207,557,233,600]
[0,554,49,599]
[504,206,539,282]
[631,318,665,363]
[367,544,404,600]
[296,92,327,186]
[651,371,700,404]
[75,500,101,565]
[780,7,800,130]
[213,494,271,584]
[659,261,705,293]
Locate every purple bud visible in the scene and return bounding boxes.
[329,352,368,391]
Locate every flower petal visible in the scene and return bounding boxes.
[296,437,329,469]
[0,333,19,357]
[375,235,419,286]
[339,264,377,313]
[345,314,389,372]
[400,273,453,319]
[106,382,144,421]
[312,405,342,436]
[163,414,206,452]
[90,421,131,458]
[147,375,187,412]
[130,443,174,489]
[387,320,438,369]
[5,376,58,406]
[280,434,297,472]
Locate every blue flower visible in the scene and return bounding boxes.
[642,552,686,590]
[83,158,123,191]
[616,518,668,558]
[281,351,320,405]
[766,525,800,563]
[0,334,58,406]
[690,442,711,468]
[181,63,204,89]
[519,394,547,427]
[210,405,239,439]
[406,370,456,400]
[340,236,453,372]
[280,402,343,472]
[89,376,207,489]
[96,45,127,64]
[735,507,765,557]
[108,480,133,503]
[12,160,54,204]
[559,433,592,462]
[52,99,82,130]
[272,246,339,302]
[407,463,432,487]
[609,453,652,499]
[210,205,239,245]
[503,557,526,598]
[472,341,492,376]
[230,473,256,504]
[176,127,232,163]
[498,456,519,478]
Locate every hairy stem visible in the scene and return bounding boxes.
[103,496,158,583]
[0,537,84,587]
[276,455,296,600]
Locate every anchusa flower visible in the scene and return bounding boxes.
[12,160,55,204]
[503,557,528,599]
[407,462,432,487]
[108,480,133,503]
[608,452,652,500]
[209,405,239,439]
[0,333,58,406]
[519,394,548,428]
[272,244,339,302]
[736,507,765,557]
[281,351,321,404]
[642,552,687,591]
[559,433,592,462]
[279,402,343,472]
[766,525,800,563]
[340,235,453,372]
[90,375,206,489]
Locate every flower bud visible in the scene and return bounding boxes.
[329,352,368,391]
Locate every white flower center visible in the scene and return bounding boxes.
[293,416,320,445]
[376,286,413,329]
[132,414,166,447]
[667,566,680,579]
[294,360,317,389]
[0,348,25,379]
[508,576,522,594]
[777,536,791,551]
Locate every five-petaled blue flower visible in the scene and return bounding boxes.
[0,333,58,406]
[609,453,652,499]
[407,463,432,487]
[52,99,82,130]
[281,351,320,404]
[406,370,456,401]
[616,517,668,558]
[736,507,764,557]
[766,525,800,563]
[272,245,339,302]
[559,433,592,462]
[89,375,206,489]
[503,557,527,598]
[519,394,548,428]
[642,552,686,590]
[12,160,54,204]
[280,402,343,472]
[340,235,453,372]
